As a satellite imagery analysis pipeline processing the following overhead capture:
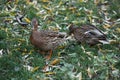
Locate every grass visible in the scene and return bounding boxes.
[0,0,120,80]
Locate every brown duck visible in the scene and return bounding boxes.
[30,18,67,59]
[69,24,109,46]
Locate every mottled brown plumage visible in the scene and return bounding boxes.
[30,18,67,59]
[69,24,109,46]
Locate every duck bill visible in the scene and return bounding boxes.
[98,40,110,44]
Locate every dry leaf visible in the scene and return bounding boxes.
[79,0,84,2]
[103,24,111,29]
[45,72,55,75]
[87,67,92,78]
[50,59,60,65]
[94,0,100,5]
[0,49,3,57]
[77,72,82,80]
[32,66,39,72]
[24,18,31,23]
[116,28,120,33]
[42,0,49,3]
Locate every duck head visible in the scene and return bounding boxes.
[84,27,110,45]
[31,18,38,31]
[69,24,78,35]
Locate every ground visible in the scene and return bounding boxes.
[0,0,120,80]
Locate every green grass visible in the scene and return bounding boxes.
[0,0,120,80]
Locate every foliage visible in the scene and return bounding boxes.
[0,0,120,80]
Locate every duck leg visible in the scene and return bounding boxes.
[45,50,52,60]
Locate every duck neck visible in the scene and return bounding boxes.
[33,25,38,31]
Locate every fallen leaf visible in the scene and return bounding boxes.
[42,0,49,3]
[103,24,111,29]
[76,72,82,80]
[116,28,120,33]
[87,67,92,78]
[45,72,55,75]
[50,59,60,65]
[32,66,39,72]
[79,0,84,2]
[94,0,100,5]
[0,49,3,57]
[24,18,31,23]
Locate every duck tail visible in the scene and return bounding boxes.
[98,39,110,44]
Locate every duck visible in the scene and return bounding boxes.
[69,24,109,46]
[30,18,67,59]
